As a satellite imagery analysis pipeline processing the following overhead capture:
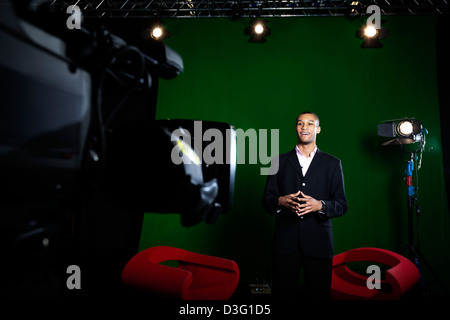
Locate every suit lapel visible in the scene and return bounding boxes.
[287,149,303,179]
[305,148,323,179]
[286,147,325,180]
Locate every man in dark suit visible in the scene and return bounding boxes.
[262,111,348,300]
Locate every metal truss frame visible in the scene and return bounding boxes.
[50,0,450,18]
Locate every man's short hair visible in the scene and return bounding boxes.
[297,111,320,125]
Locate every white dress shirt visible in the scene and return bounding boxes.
[295,145,317,176]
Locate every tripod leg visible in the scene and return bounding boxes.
[416,249,449,295]
[412,251,426,293]
[404,244,427,295]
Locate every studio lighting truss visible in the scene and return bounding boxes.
[357,21,389,48]
[245,19,271,42]
[49,1,450,19]
[377,118,427,146]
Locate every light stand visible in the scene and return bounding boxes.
[403,152,426,291]
[378,118,448,295]
[402,144,448,296]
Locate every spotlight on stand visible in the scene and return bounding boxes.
[377,118,426,146]
[377,117,438,295]
[245,19,271,43]
[357,22,389,48]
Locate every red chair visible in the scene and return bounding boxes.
[331,247,420,300]
[121,246,239,300]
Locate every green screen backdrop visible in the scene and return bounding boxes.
[138,16,450,294]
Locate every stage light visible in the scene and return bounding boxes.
[150,23,170,40]
[377,117,429,278]
[377,118,426,146]
[254,23,264,34]
[397,120,413,137]
[151,27,163,39]
[364,25,377,38]
[357,22,389,48]
[245,19,271,43]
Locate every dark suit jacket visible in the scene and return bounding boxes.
[262,148,348,259]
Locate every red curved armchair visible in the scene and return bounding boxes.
[121,246,239,300]
[331,247,420,300]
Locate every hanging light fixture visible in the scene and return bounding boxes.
[149,21,170,41]
[245,19,271,43]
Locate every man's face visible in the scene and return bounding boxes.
[296,113,321,145]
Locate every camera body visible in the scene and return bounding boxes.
[0,0,236,297]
